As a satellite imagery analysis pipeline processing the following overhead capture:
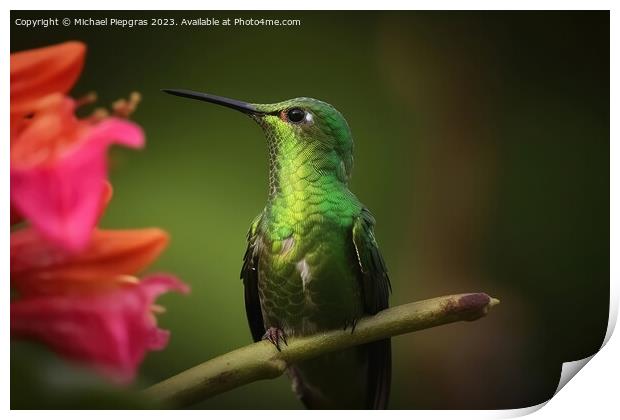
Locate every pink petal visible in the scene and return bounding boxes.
[10,118,144,252]
[11,274,189,384]
[139,273,192,299]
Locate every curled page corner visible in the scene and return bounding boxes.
[551,293,617,399]
[602,295,618,347]
[554,355,595,395]
[501,303,615,418]
[498,401,548,418]
[496,355,597,418]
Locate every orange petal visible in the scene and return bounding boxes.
[11,41,86,112]
[10,94,83,165]
[11,227,169,296]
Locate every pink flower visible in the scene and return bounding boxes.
[10,42,189,384]
[10,190,190,382]
[11,275,189,383]
[10,41,144,252]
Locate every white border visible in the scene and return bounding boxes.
[2,0,619,10]
[4,1,616,419]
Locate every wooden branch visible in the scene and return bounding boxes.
[143,293,500,408]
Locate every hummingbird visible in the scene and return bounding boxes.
[163,89,392,409]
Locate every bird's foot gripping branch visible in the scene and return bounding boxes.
[143,292,500,408]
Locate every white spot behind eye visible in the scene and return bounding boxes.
[305,112,314,124]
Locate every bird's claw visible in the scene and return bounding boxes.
[262,327,288,351]
[343,318,358,334]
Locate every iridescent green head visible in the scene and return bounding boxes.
[251,97,354,181]
[162,89,355,189]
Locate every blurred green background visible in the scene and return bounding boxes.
[10,11,609,409]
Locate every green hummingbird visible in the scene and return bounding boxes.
[163,89,392,409]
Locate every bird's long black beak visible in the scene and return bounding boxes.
[161,88,263,115]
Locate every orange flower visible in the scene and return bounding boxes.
[11,227,170,297]
[11,41,85,129]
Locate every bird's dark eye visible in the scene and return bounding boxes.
[287,108,305,123]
